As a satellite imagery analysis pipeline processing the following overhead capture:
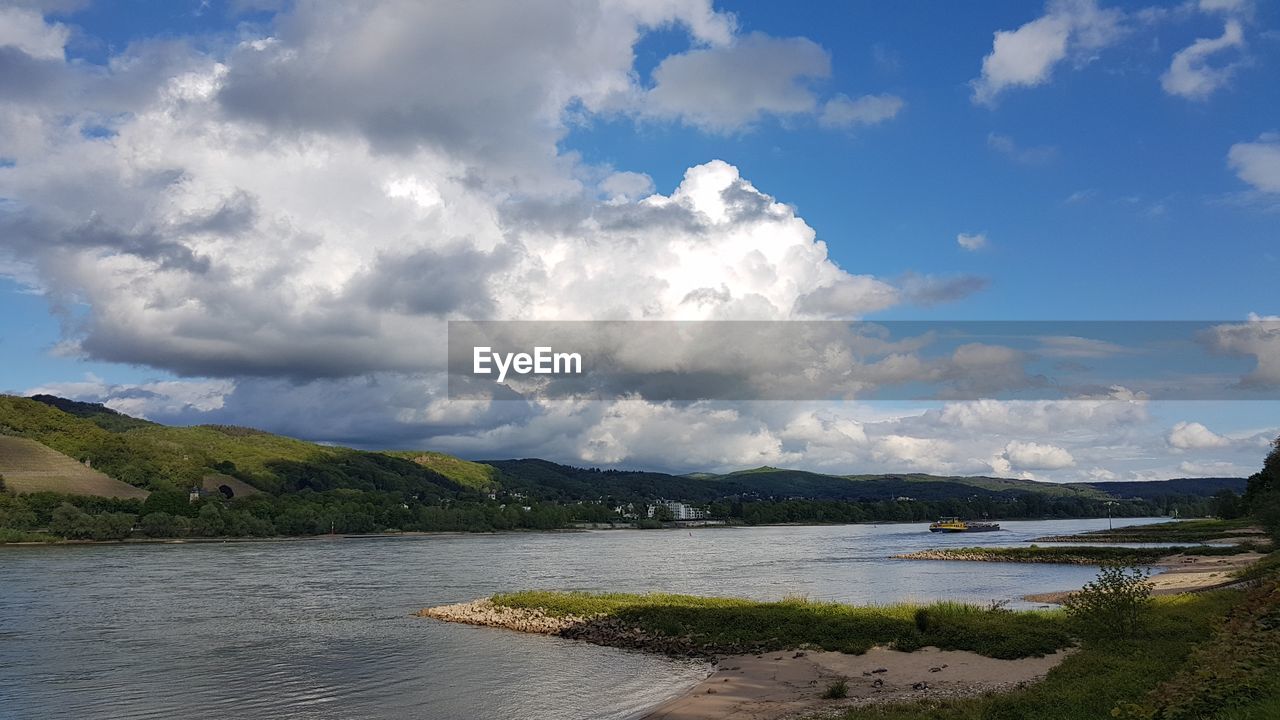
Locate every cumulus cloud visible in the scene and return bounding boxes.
[0,2,960,386]
[1161,19,1245,100]
[1228,134,1280,194]
[971,0,1125,105]
[956,232,988,251]
[1167,421,1230,449]
[1203,314,1280,388]
[1001,440,1076,470]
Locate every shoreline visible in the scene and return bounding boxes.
[1023,550,1264,603]
[0,515,1177,548]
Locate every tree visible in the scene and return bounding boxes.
[91,512,136,540]
[653,504,674,522]
[143,488,196,518]
[191,502,227,536]
[1210,489,1242,519]
[49,503,96,539]
[1244,436,1280,541]
[140,512,189,538]
[1063,565,1153,639]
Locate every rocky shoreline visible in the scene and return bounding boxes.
[417,599,740,658]
[894,549,1139,564]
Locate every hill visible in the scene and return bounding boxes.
[0,395,464,499]
[481,458,1238,506]
[0,436,149,500]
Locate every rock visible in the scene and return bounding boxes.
[871,667,888,674]
[929,667,942,672]
[871,678,884,688]
[913,682,929,691]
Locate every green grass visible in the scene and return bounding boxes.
[1036,519,1262,544]
[823,590,1242,720]
[491,591,1072,659]
[0,527,61,543]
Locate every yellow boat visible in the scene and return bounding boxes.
[928,517,1001,533]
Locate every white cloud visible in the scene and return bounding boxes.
[956,232,988,251]
[1001,440,1077,470]
[599,171,655,203]
[1203,314,1280,387]
[26,375,236,417]
[1161,19,1245,100]
[642,33,831,132]
[1178,460,1248,476]
[0,6,68,60]
[1228,134,1280,194]
[971,0,1125,105]
[818,93,904,129]
[1167,421,1230,449]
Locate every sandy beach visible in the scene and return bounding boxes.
[1025,551,1264,604]
[640,646,1071,720]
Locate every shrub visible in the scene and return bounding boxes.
[1063,565,1152,639]
[822,678,849,699]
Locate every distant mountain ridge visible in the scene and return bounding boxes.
[485,458,1246,504]
[0,394,1247,503]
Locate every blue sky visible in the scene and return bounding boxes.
[0,0,1277,479]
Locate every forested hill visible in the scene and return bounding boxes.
[484,458,1245,504]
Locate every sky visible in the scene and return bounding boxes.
[0,0,1277,481]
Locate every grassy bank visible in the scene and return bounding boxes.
[1034,519,1264,544]
[491,591,1071,659]
[897,544,1251,565]
[824,589,1245,720]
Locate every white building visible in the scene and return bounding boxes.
[656,500,706,521]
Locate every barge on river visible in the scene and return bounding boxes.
[928,517,1001,533]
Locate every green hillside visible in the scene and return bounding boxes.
[382,451,500,490]
[0,395,463,498]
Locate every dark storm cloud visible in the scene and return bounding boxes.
[355,245,507,317]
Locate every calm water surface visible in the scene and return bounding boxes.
[0,517,1167,720]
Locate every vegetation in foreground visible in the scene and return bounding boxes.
[820,589,1244,720]
[897,544,1258,565]
[491,591,1071,659]
[1034,518,1263,544]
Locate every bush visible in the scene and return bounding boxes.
[1063,565,1152,639]
[822,678,849,699]
[140,512,189,538]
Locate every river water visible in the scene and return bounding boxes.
[0,517,1167,720]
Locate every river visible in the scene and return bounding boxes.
[0,517,1168,719]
